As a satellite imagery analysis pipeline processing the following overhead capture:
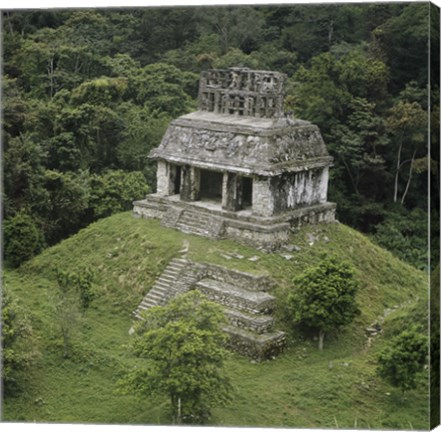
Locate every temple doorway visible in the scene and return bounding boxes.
[241,176,253,208]
[172,165,181,194]
[200,169,223,202]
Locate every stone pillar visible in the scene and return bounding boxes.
[180,165,200,201]
[304,170,313,204]
[222,172,243,211]
[318,167,329,203]
[252,177,275,217]
[156,160,173,196]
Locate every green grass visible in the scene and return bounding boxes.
[2,212,429,428]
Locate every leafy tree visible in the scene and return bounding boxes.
[116,103,170,184]
[377,327,428,393]
[373,206,428,270]
[288,256,360,350]
[1,288,36,396]
[43,169,90,243]
[3,212,45,268]
[386,100,427,205]
[52,268,93,357]
[89,170,149,219]
[196,6,266,55]
[3,133,49,218]
[122,290,232,424]
[133,63,197,117]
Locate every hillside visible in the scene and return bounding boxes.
[2,212,429,429]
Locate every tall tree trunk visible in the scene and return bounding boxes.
[48,56,55,98]
[318,329,325,351]
[401,150,417,205]
[394,140,403,203]
[177,397,182,425]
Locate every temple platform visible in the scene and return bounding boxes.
[133,193,336,250]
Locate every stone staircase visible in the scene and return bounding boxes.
[174,209,224,238]
[195,277,285,360]
[133,257,286,360]
[133,258,189,318]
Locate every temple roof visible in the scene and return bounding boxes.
[149,111,332,176]
[149,68,333,176]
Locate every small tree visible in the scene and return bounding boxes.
[377,327,428,393]
[288,256,360,350]
[3,212,45,268]
[1,289,36,396]
[52,268,94,357]
[122,290,232,424]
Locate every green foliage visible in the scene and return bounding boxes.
[3,133,49,218]
[2,214,429,427]
[1,289,36,396]
[89,170,149,219]
[372,207,428,270]
[430,265,440,427]
[122,290,232,424]
[133,63,198,117]
[43,169,91,243]
[52,267,94,357]
[2,4,433,268]
[288,256,360,349]
[377,327,428,392]
[55,268,95,310]
[3,212,45,268]
[116,103,170,179]
[70,76,128,105]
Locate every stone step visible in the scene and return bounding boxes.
[195,279,275,314]
[162,269,181,276]
[171,258,189,265]
[153,282,173,292]
[176,225,212,237]
[161,207,184,228]
[175,210,224,239]
[157,274,179,284]
[223,307,274,334]
[223,325,286,361]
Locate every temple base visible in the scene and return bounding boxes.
[133,194,336,250]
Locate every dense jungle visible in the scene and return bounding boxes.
[2,3,439,270]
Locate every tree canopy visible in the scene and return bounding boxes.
[288,256,360,350]
[2,4,437,269]
[121,290,232,424]
[377,327,428,393]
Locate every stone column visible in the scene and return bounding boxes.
[318,167,329,203]
[222,172,243,211]
[180,165,200,201]
[156,160,173,196]
[252,177,275,217]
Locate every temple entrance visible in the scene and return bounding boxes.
[172,165,181,194]
[241,176,253,208]
[200,169,223,202]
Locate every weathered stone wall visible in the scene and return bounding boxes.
[224,225,290,250]
[198,68,286,118]
[133,195,336,250]
[151,120,332,177]
[270,168,328,213]
[202,262,276,292]
[224,326,286,360]
[252,177,275,217]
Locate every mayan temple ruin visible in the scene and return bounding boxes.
[133,68,337,359]
[133,67,336,250]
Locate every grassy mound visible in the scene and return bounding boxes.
[2,212,429,428]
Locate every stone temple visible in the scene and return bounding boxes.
[133,67,336,249]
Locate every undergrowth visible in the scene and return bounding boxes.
[2,212,429,428]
